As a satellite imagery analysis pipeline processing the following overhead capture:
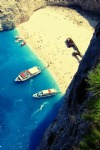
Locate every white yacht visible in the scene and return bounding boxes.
[15,66,41,81]
[33,89,59,98]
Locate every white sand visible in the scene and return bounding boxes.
[17,6,97,93]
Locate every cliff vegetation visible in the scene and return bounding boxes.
[0,0,100,149]
[79,63,100,150]
[37,22,100,150]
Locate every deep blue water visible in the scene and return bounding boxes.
[0,29,64,150]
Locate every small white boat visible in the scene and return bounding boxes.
[15,66,41,81]
[33,88,59,98]
[15,36,21,39]
[15,38,23,42]
[21,41,26,46]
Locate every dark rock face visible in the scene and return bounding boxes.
[37,22,100,150]
[1,19,15,30]
[47,0,100,15]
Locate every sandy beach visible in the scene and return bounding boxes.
[17,6,98,93]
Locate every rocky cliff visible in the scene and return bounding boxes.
[0,0,100,149]
[0,0,100,30]
[37,22,100,150]
[47,0,100,15]
[0,0,46,30]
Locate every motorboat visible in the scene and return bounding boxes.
[15,36,24,42]
[33,88,59,98]
[15,35,21,39]
[15,38,23,42]
[21,41,26,46]
[15,66,41,81]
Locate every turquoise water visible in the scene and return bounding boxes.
[0,29,64,150]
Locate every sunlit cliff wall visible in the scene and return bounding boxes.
[0,0,46,30]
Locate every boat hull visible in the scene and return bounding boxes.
[33,94,56,98]
[15,68,41,82]
[33,89,57,98]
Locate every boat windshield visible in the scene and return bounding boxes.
[39,91,43,95]
[36,91,43,97]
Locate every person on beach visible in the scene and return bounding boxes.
[72,52,81,63]
[66,38,83,62]
[66,38,83,55]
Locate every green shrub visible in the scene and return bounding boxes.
[79,63,100,150]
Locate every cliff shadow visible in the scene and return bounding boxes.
[27,96,65,150]
[67,5,100,28]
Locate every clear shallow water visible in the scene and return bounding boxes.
[0,29,64,150]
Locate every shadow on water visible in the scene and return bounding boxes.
[67,5,100,28]
[27,96,65,150]
[0,95,14,136]
[0,95,14,112]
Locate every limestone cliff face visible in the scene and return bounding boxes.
[37,22,100,150]
[47,0,100,15]
[0,0,46,30]
[0,0,100,149]
[0,0,100,30]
